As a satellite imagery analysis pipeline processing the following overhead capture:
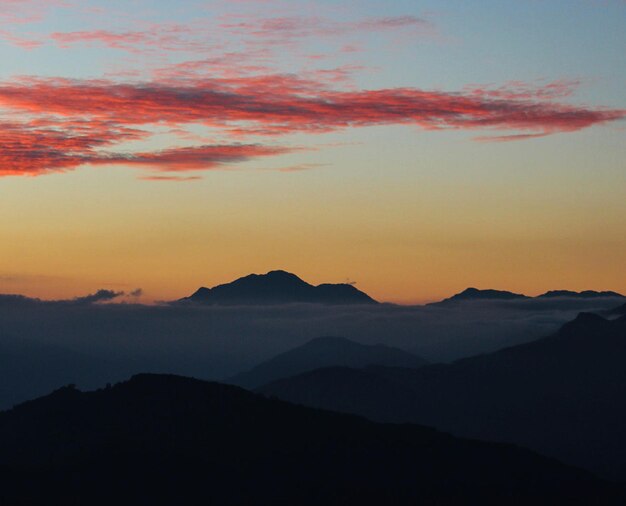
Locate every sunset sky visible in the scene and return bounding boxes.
[0,0,624,303]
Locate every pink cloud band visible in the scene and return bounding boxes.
[0,75,622,177]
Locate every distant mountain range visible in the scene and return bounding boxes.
[436,287,528,304]
[228,336,427,389]
[181,270,377,305]
[0,373,622,505]
[260,313,626,481]
[180,269,623,306]
[538,290,624,299]
[434,287,623,304]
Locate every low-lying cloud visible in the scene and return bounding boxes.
[0,291,622,410]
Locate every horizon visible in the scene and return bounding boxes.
[2,267,624,306]
[1,0,625,305]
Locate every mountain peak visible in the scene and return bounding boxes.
[573,312,607,324]
[556,312,611,338]
[434,287,528,304]
[265,269,303,279]
[182,270,377,306]
[228,336,427,389]
[607,303,626,316]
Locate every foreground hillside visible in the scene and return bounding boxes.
[0,374,621,505]
[261,313,626,480]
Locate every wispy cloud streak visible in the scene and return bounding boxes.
[0,75,622,177]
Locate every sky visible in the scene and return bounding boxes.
[0,0,624,303]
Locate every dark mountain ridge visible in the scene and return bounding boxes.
[0,373,622,505]
[433,287,623,305]
[433,287,528,304]
[228,336,428,389]
[606,302,626,317]
[181,270,377,305]
[261,313,626,481]
[538,290,624,299]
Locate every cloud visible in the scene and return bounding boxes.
[219,15,433,47]
[138,175,203,182]
[463,79,583,100]
[0,120,146,176]
[473,133,551,142]
[49,25,212,54]
[94,144,294,171]
[0,29,43,49]
[69,289,124,305]
[3,11,431,58]
[0,292,622,411]
[1,76,622,132]
[0,288,123,307]
[271,163,328,173]
[0,76,622,177]
[0,118,295,176]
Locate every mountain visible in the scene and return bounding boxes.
[0,374,622,505]
[538,290,624,299]
[228,336,428,389]
[261,314,626,481]
[433,287,529,304]
[432,288,624,305]
[607,303,626,317]
[181,270,377,305]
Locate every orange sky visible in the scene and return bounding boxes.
[0,1,624,303]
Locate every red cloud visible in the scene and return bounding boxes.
[92,144,294,171]
[50,25,210,53]
[0,76,622,137]
[0,120,294,176]
[22,13,431,56]
[0,120,144,176]
[220,15,431,43]
[0,75,623,178]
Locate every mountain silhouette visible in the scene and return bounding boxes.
[261,314,626,481]
[538,290,624,299]
[432,288,624,305]
[433,287,529,304]
[228,336,428,389]
[607,302,626,316]
[0,374,622,505]
[181,270,377,305]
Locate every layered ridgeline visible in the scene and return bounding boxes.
[606,302,626,317]
[228,336,428,389]
[182,274,623,306]
[260,313,626,481]
[433,287,623,305]
[181,270,377,305]
[0,374,622,505]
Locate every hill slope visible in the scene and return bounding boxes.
[0,374,622,505]
[261,314,626,481]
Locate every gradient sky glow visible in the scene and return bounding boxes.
[0,0,624,303]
